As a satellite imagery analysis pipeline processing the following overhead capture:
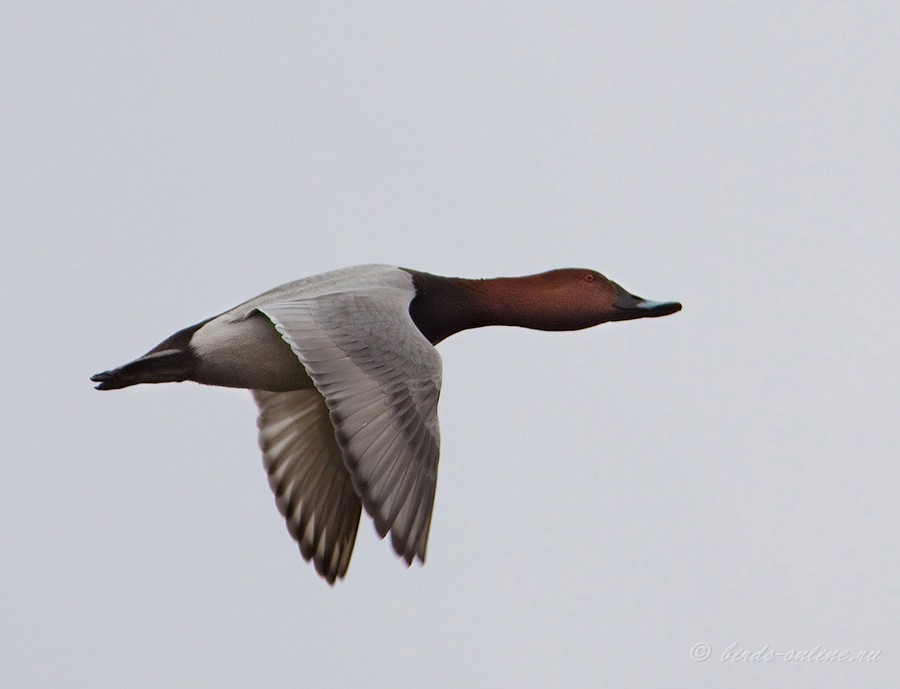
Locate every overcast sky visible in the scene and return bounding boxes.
[2,2,898,687]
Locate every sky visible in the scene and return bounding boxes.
[2,2,898,687]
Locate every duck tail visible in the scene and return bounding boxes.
[91,349,193,390]
[91,318,211,390]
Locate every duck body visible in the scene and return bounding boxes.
[92,264,681,584]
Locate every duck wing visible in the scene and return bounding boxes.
[253,389,361,584]
[257,281,442,567]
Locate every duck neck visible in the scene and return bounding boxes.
[407,271,584,344]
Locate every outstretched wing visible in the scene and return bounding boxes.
[258,283,442,566]
[253,389,362,584]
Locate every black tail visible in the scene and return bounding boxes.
[91,349,193,390]
[91,318,211,391]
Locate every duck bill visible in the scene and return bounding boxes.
[611,284,682,321]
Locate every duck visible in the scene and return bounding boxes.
[91,264,681,584]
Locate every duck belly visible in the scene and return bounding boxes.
[191,311,314,392]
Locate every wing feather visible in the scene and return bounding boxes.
[253,389,361,584]
[258,276,442,566]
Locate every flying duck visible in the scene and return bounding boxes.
[91,264,681,584]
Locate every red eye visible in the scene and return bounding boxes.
[583,273,595,283]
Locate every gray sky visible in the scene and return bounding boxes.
[2,2,898,687]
